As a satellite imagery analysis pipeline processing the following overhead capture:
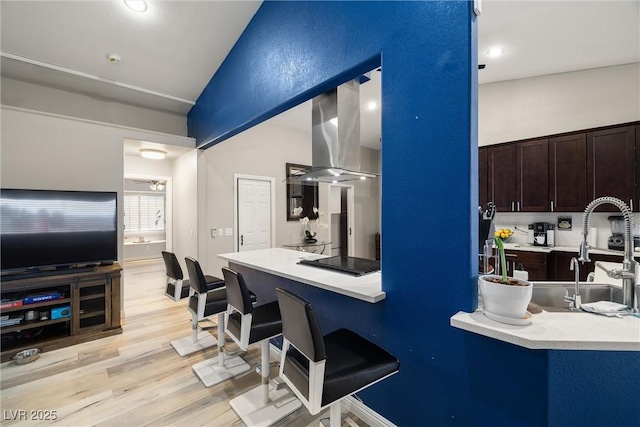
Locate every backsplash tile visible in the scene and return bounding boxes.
[493,212,640,249]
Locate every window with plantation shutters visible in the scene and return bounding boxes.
[124,194,165,232]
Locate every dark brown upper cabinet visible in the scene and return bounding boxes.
[479,122,638,213]
[549,133,587,212]
[478,147,489,209]
[487,144,517,212]
[516,139,549,212]
[587,126,636,211]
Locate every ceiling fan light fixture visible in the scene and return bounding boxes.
[140,149,166,160]
[124,0,148,13]
[149,180,166,191]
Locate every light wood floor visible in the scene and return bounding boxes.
[0,259,366,427]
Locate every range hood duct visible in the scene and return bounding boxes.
[295,79,377,183]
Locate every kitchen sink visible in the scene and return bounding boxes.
[531,282,623,312]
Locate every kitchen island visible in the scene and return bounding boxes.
[218,248,384,303]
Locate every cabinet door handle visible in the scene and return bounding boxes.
[630,199,634,212]
[550,201,554,212]
[240,235,244,246]
[517,201,520,211]
[511,201,515,212]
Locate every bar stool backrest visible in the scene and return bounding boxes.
[222,267,254,315]
[162,251,183,281]
[185,256,207,293]
[276,288,326,362]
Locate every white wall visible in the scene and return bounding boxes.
[479,63,640,146]
[197,119,382,276]
[1,106,195,308]
[198,121,311,276]
[1,77,188,136]
[172,150,199,273]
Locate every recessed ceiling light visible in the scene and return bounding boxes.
[367,101,378,111]
[124,0,148,13]
[486,47,505,58]
[140,149,166,160]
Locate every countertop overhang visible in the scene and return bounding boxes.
[218,248,385,303]
[451,309,640,351]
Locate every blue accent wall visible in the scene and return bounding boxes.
[189,1,639,425]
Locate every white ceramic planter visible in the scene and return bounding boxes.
[479,274,532,319]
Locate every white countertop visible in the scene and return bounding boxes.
[218,248,385,303]
[451,309,640,351]
[503,242,640,258]
[123,239,166,246]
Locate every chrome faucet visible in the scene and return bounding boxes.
[579,197,638,311]
[564,257,582,310]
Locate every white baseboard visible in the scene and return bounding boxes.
[269,343,396,427]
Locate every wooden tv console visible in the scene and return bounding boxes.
[1,263,122,362]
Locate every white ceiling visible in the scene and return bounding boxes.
[1,1,638,152]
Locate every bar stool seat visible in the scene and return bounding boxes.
[276,287,399,427]
[223,268,301,427]
[227,301,282,344]
[170,257,225,356]
[285,328,399,407]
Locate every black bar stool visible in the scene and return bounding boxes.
[161,251,222,301]
[223,267,301,426]
[276,287,399,427]
[169,256,225,356]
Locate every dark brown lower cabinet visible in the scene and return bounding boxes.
[504,250,549,281]
[551,251,624,281]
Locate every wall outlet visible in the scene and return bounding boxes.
[211,228,217,238]
[224,228,232,236]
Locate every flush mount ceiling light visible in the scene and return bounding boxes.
[140,149,166,160]
[124,0,148,13]
[486,47,505,58]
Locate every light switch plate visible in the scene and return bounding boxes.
[218,228,224,237]
[224,228,232,236]
[211,228,217,238]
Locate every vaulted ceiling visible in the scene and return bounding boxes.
[2,1,638,150]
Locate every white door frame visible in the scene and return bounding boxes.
[234,174,276,252]
[326,183,355,256]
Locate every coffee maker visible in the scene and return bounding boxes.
[528,222,555,246]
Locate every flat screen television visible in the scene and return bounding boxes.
[1,189,118,273]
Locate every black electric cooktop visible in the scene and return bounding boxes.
[298,255,380,277]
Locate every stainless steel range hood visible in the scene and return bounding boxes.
[293,79,377,183]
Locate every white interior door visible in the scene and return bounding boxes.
[237,177,272,252]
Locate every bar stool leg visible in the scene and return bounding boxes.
[170,311,217,356]
[192,313,251,387]
[329,402,341,427]
[229,340,302,427]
